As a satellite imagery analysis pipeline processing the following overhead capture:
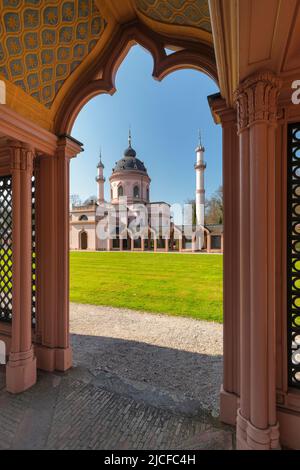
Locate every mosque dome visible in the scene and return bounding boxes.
[123,146,136,158]
[112,131,148,175]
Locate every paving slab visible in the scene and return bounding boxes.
[0,304,234,450]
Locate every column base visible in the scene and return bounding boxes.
[35,345,72,372]
[35,344,55,371]
[6,348,37,393]
[220,386,239,426]
[236,408,280,450]
[55,346,72,371]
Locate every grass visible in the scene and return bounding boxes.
[70,252,223,323]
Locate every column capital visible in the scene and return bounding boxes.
[7,141,35,172]
[235,71,282,132]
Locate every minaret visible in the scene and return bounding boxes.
[96,149,105,204]
[195,130,206,248]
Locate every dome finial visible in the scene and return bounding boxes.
[128,127,132,148]
[196,129,205,152]
[123,127,136,158]
[198,129,202,148]
[97,146,104,168]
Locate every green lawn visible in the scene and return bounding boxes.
[70,252,223,322]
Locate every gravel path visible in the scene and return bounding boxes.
[70,303,223,416]
[0,305,229,450]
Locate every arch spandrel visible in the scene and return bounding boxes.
[0,0,217,132]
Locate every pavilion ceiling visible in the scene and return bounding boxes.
[0,0,214,130]
[135,0,211,33]
[0,0,107,108]
[2,1,300,132]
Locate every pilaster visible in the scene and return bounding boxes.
[210,96,240,425]
[235,71,282,450]
[34,135,81,372]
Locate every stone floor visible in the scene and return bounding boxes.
[0,304,234,450]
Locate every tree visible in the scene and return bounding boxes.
[70,194,82,208]
[205,186,223,224]
[186,186,223,226]
[83,195,97,205]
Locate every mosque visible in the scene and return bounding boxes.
[70,132,223,253]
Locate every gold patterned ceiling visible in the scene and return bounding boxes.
[0,0,213,128]
[0,0,106,108]
[135,0,211,33]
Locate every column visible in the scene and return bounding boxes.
[211,99,240,425]
[141,237,145,251]
[54,137,73,371]
[236,72,281,450]
[170,232,174,251]
[34,153,58,371]
[165,239,169,252]
[6,142,37,393]
[178,238,182,252]
[34,136,81,372]
[206,234,211,253]
[107,237,111,251]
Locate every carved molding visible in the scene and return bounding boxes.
[0,105,58,156]
[235,72,282,132]
[56,135,83,160]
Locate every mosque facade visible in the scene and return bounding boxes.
[70,132,223,253]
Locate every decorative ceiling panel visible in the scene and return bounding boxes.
[0,0,107,108]
[135,0,211,33]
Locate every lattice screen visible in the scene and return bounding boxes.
[287,123,300,388]
[0,174,37,327]
[32,175,36,327]
[0,176,13,323]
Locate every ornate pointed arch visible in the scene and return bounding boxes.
[54,21,218,134]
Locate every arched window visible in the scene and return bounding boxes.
[133,185,140,198]
[79,214,88,221]
[146,187,149,201]
[118,185,124,197]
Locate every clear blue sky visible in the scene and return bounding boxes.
[70,45,221,205]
